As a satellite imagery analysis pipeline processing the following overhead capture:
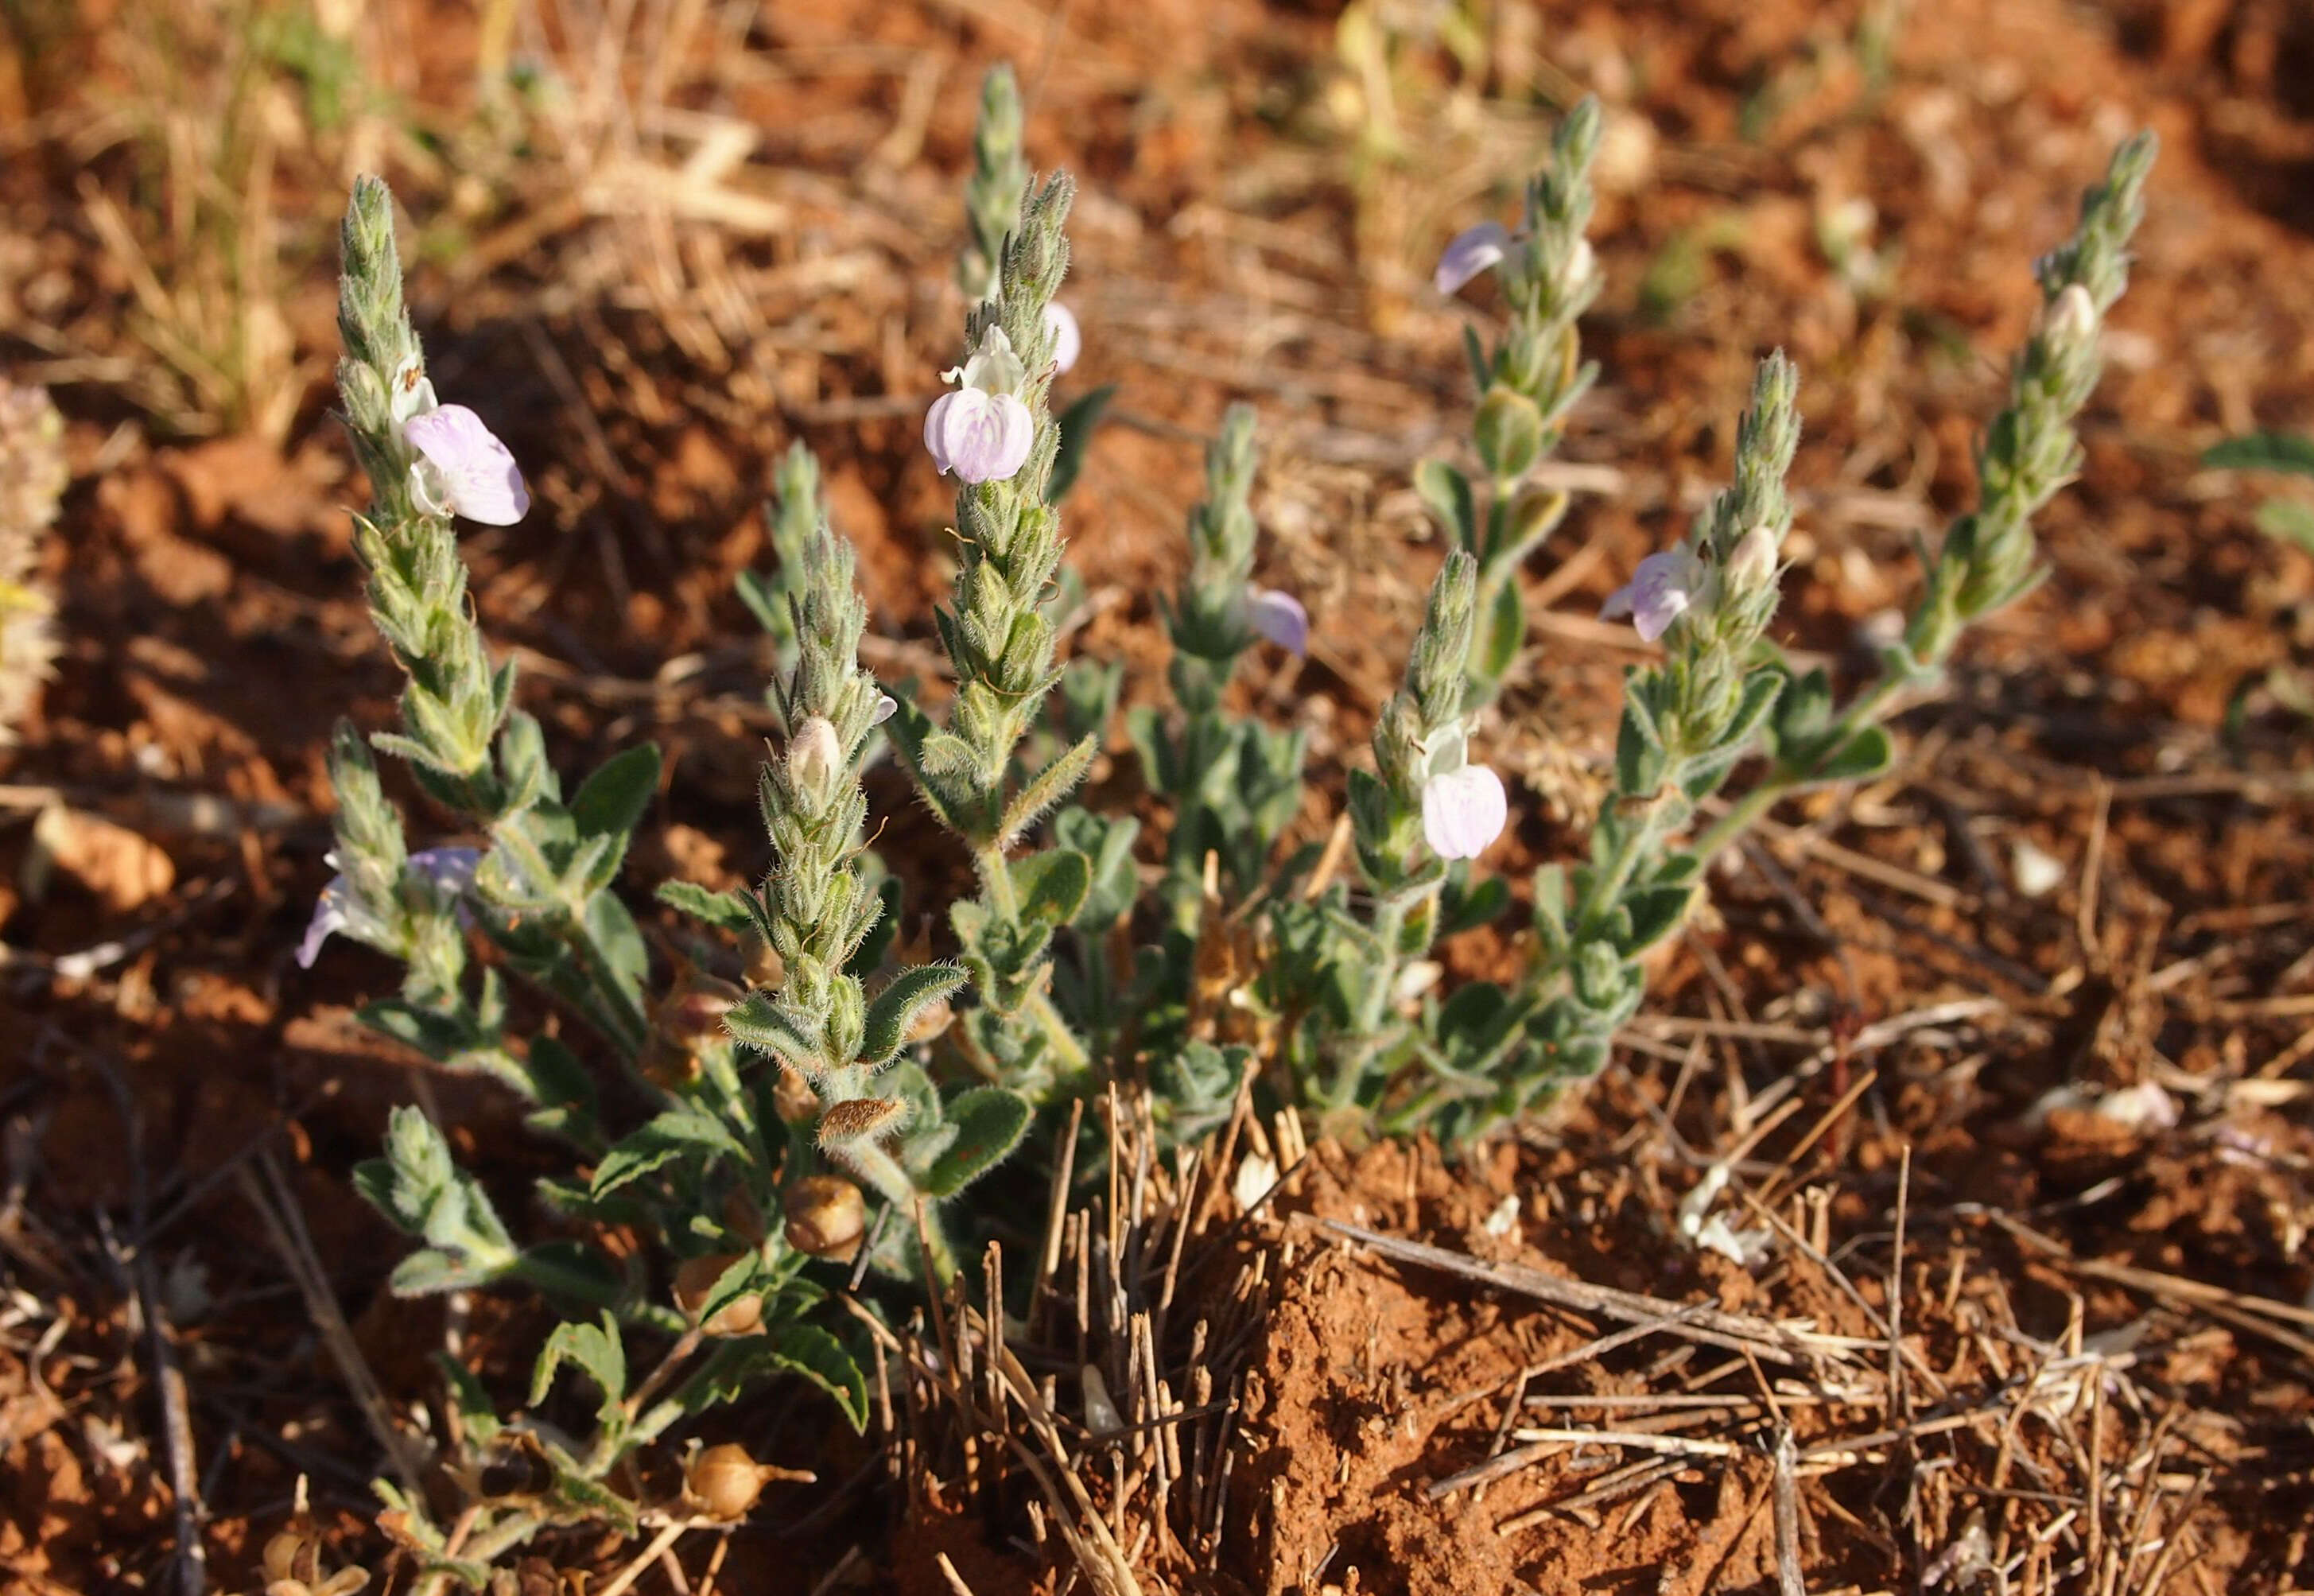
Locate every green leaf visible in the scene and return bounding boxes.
[1124,705,1174,797]
[1462,324,1491,391]
[848,875,904,977]
[1438,873,1511,938]
[1002,735,1097,843]
[764,1322,870,1431]
[1614,696,1668,797]
[860,962,969,1065]
[655,880,756,934]
[530,1312,627,1433]
[590,1109,745,1198]
[1011,847,1093,928]
[735,568,791,638]
[1054,808,1140,930]
[387,1248,502,1298]
[1620,881,1697,954]
[356,999,525,1090]
[1815,725,1895,783]
[1477,576,1524,685]
[2203,432,2314,477]
[920,1086,1032,1198]
[545,1465,640,1535]
[725,991,822,1067]
[1047,383,1118,503]
[1414,459,1477,551]
[1531,864,1570,953]
[436,1354,503,1448]
[513,1241,628,1307]
[2254,497,2314,550]
[585,889,650,992]
[520,1035,600,1146]
[570,744,662,840]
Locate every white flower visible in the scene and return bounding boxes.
[1435,221,1512,294]
[1601,549,1702,643]
[870,693,898,725]
[1243,588,1307,656]
[1421,763,1508,860]
[1043,301,1081,375]
[403,405,530,526]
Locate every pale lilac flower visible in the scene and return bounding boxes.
[297,845,480,969]
[1244,588,1307,657]
[924,389,1035,484]
[405,406,530,526]
[1601,549,1701,643]
[1421,763,1508,860]
[926,326,1035,484]
[297,875,376,970]
[1044,301,1081,375]
[403,846,483,898]
[871,693,898,725]
[1435,222,1512,294]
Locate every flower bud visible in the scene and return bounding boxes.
[1563,237,1597,297]
[1473,386,1544,481]
[2042,282,2098,351]
[1722,524,1778,596]
[782,1175,868,1262]
[673,1253,764,1338]
[786,716,844,811]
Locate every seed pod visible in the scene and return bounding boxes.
[686,1443,813,1522]
[783,1175,868,1262]
[656,970,743,1054]
[817,1097,905,1149]
[747,939,786,990]
[672,1253,763,1338]
[721,1188,768,1248]
[638,1033,701,1090]
[771,1062,821,1126]
[263,1528,316,1586]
